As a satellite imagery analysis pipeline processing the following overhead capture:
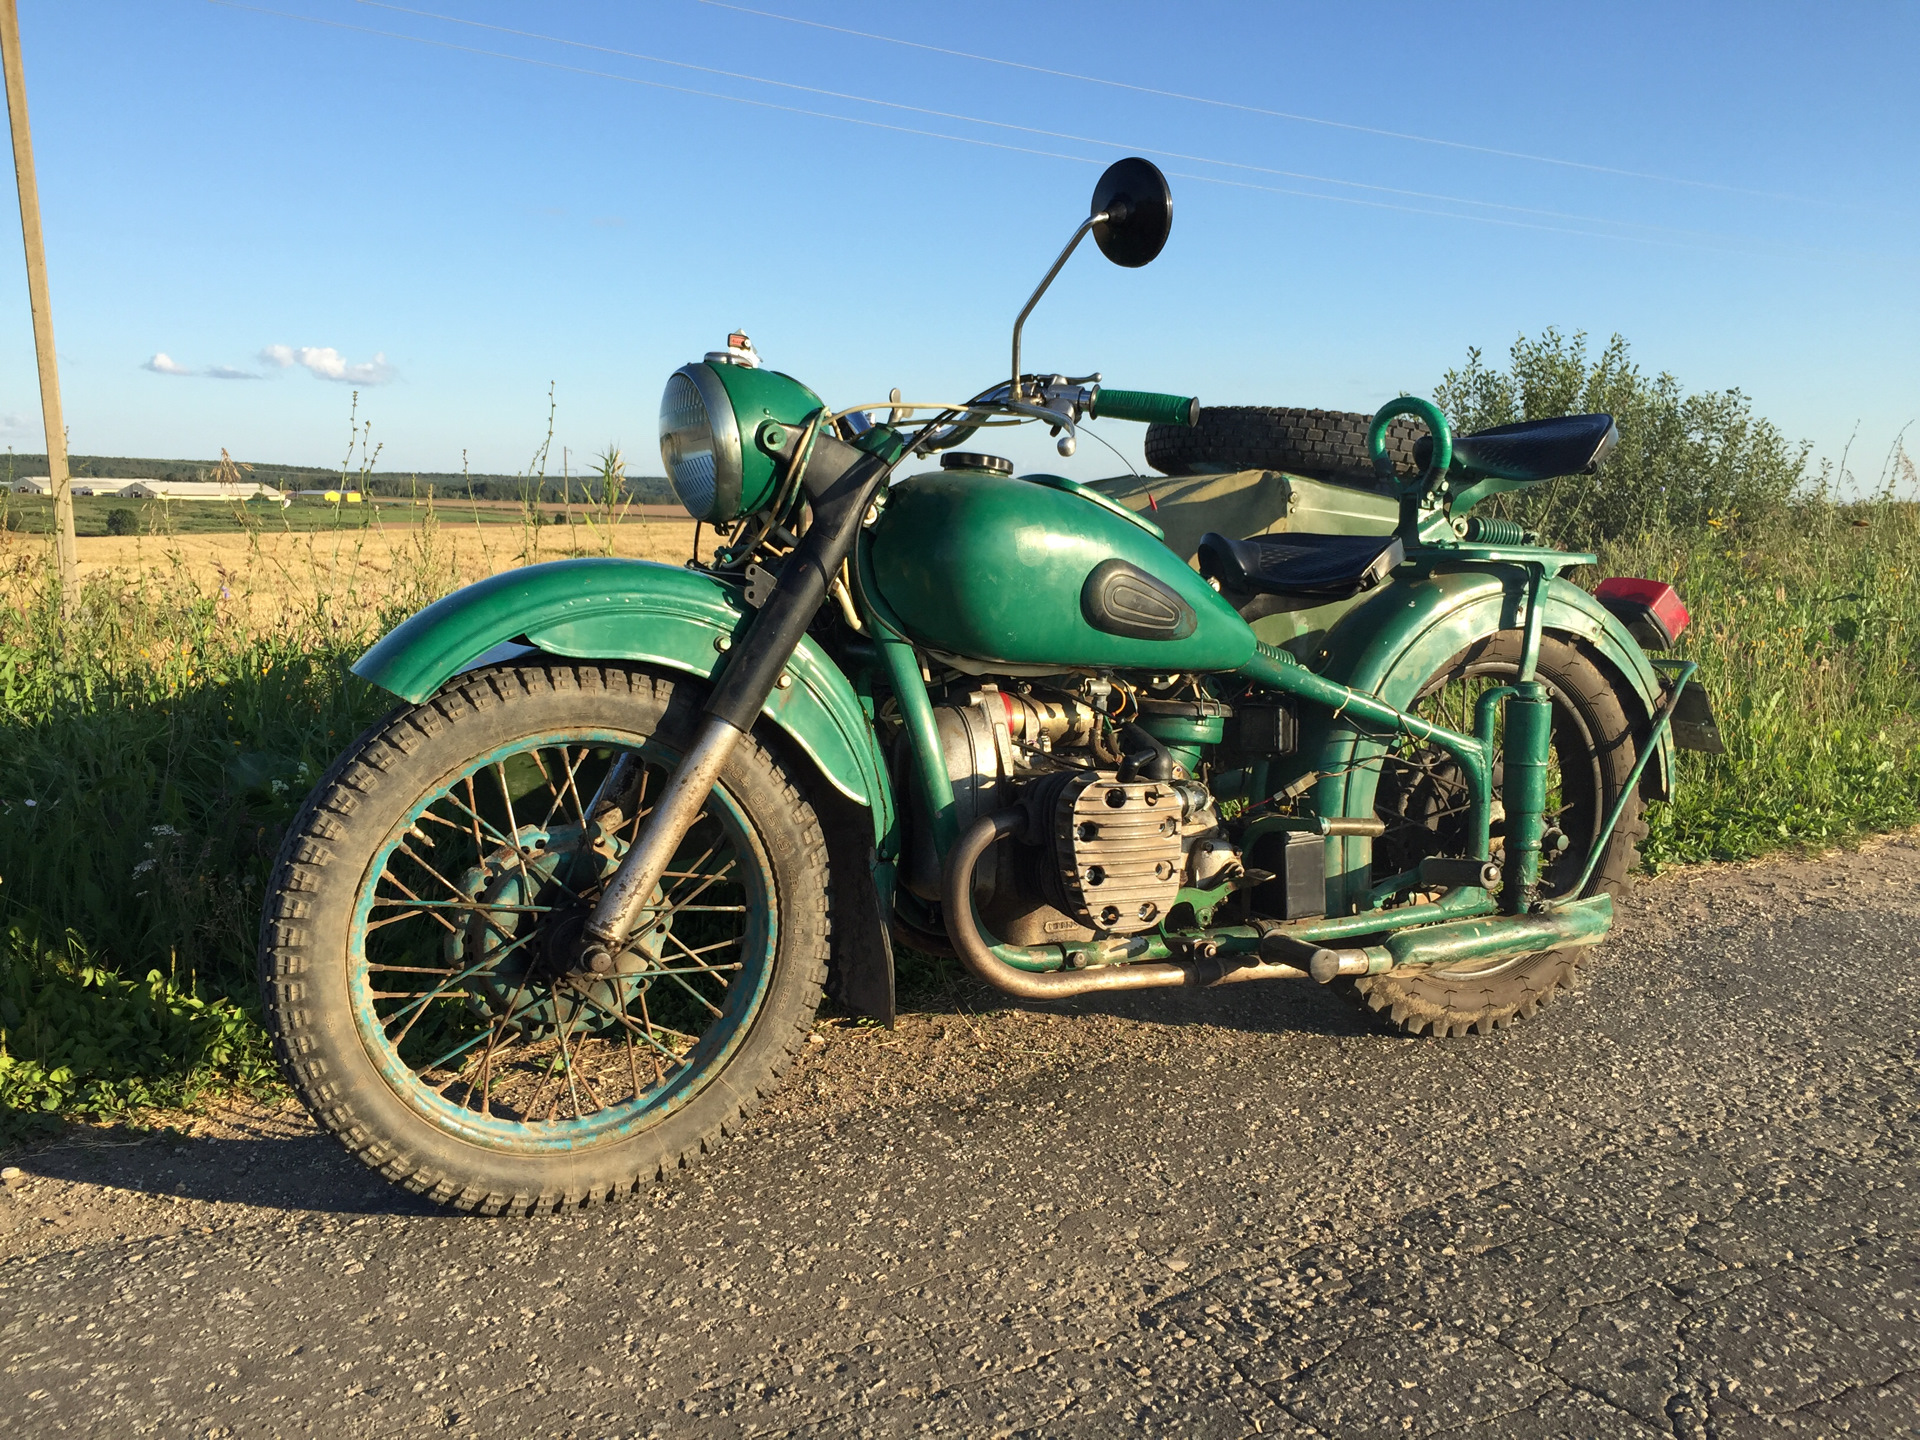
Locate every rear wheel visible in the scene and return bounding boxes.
[1346,633,1645,1037]
[259,664,829,1213]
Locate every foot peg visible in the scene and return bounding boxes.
[1258,929,1375,984]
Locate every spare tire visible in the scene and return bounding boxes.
[1145,406,1426,487]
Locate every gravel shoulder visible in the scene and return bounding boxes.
[3,839,1916,1437]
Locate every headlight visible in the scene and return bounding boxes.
[660,363,742,523]
[658,355,827,523]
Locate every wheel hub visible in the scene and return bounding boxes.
[449,824,671,1037]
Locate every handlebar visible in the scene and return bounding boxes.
[1089,388,1199,427]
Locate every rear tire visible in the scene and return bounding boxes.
[259,663,829,1214]
[1344,633,1646,1038]
[1145,405,1424,485]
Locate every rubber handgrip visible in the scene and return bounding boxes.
[1090,388,1199,427]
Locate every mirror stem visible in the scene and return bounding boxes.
[1010,211,1106,404]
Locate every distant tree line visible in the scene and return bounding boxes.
[360,473,678,505]
[0,452,675,505]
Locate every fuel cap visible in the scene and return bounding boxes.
[939,452,1013,475]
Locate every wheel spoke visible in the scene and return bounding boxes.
[574,983,689,1069]
[658,966,727,1019]
[371,897,560,913]
[554,745,593,831]
[382,951,505,1050]
[351,730,773,1142]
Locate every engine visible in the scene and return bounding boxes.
[899,681,1239,945]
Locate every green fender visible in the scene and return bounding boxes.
[351,559,895,847]
[1295,567,1674,913]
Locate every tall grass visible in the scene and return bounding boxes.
[0,524,446,1137]
[1612,468,1920,865]
[2,351,1917,1137]
[1437,328,1920,861]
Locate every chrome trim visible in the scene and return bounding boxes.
[665,361,744,521]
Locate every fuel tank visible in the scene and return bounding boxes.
[866,464,1257,670]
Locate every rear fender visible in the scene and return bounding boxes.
[352,559,896,849]
[1294,568,1673,913]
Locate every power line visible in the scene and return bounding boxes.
[206,2,1866,260]
[346,1,1802,252]
[207,1,1095,165]
[699,0,1821,205]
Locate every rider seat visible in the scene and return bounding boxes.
[1196,530,1406,618]
[1419,413,1620,483]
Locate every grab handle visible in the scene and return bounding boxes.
[1368,396,1452,494]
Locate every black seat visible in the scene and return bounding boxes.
[1197,530,1405,618]
[1434,413,1619,483]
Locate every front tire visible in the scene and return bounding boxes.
[259,663,829,1214]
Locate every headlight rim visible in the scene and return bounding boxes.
[661,361,743,523]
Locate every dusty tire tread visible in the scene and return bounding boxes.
[258,662,830,1215]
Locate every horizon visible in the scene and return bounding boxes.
[0,2,1912,488]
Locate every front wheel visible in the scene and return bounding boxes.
[259,664,830,1214]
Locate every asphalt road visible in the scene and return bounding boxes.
[3,840,1916,1438]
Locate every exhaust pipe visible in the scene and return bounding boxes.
[940,811,1363,999]
[941,811,1616,1000]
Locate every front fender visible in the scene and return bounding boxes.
[352,559,895,847]
[1298,566,1673,912]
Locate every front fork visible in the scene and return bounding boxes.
[574,433,896,975]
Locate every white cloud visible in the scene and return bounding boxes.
[260,344,394,385]
[143,352,261,379]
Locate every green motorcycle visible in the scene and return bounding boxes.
[260,159,1717,1214]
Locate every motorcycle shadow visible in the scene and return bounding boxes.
[892,955,1392,1041]
[5,1107,441,1221]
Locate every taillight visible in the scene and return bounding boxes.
[1594,577,1690,650]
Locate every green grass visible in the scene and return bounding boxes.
[2,388,1917,1140]
[1612,494,1920,866]
[0,918,275,1127]
[0,541,427,1141]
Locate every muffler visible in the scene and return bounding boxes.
[941,811,1615,1000]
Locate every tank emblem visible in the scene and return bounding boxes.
[1080,558,1197,641]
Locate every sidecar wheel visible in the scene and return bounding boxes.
[1344,633,1647,1039]
[258,663,829,1214]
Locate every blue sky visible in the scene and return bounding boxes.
[1,0,1914,485]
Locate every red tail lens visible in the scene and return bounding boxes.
[1595,577,1690,650]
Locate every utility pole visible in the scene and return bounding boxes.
[0,0,76,610]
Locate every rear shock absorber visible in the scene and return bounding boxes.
[1501,683,1553,909]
